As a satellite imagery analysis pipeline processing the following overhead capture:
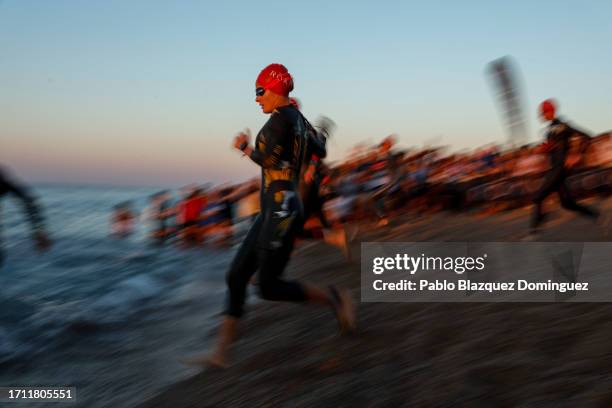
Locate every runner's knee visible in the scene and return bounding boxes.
[258,277,306,302]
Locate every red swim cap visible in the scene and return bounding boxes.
[256,63,294,97]
[539,99,556,117]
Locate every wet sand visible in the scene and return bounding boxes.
[140,198,612,407]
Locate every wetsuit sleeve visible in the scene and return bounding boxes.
[1,174,45,233]
[249,113,292,168]
[302,115,327,159]
[309,131,327,160]
[563,121,593,154]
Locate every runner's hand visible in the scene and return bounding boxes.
[233,129,251,151]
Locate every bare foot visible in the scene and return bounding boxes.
[597,213,611,236]
[338,289,356,334]
[376,218,389,227]
[520,230,541,242]
[330,287,356,334]
[180,353,228,369]
[335,228,351,261]
[347,225,359,242]
[324,229,350,260]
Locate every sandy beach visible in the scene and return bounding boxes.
[139,198,612,407]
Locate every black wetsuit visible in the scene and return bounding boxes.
[530,118,599,231]
[0,170,45,266]
[300,120,330,229]
[303,161,331,229]
[225,105,310,318]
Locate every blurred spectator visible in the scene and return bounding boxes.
[142,190,174,243]
[111,201,136,237]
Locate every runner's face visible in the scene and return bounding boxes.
[255,87,275,114]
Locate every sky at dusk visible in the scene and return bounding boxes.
[1,0,611,186]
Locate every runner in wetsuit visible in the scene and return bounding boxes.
[184,64,355,368]
[300,113,333,227]
[527,99,601,237]
[287,100,350,254]
[0,167,51,266]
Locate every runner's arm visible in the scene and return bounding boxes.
[2,175,50,249]
[246,115,290,168]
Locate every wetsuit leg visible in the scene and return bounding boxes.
[558,181,599,219]
[530,169,562,231]
[257,234,307,303]
[299,188,327,239]
[224,216,262,318]
[309,181,330,229]
[255,186,307,303]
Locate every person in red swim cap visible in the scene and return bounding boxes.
[182,64,355,369]
[523,98,606,239]
[256,63,293,95]
[539,99,557,122]
[250,63,295,114]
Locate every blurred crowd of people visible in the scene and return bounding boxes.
[111,131,611,244]
[323,131,612,225]
[111,181,260,246]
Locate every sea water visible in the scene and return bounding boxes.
[0,184,239,407]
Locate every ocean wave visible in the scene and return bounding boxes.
[83,274,164,323]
